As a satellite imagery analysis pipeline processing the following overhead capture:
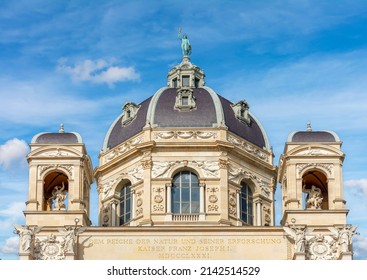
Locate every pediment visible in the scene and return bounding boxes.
[29,146,81,158]
[289,145,343,157]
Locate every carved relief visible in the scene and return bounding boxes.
[296,147,332,156]
[135,190,144,217]
[141,159,153,170]
[263,206,271,226]
[306,234,337,260]
[39,164,73,177]
[227,134,269,161]
[102,205,110,226]
[207,187,219,212]
[296,163,333,176]
[39,149,75,157]
[152,187,165,213]
[154,131,217,140]
[228,191,237,217]
[121,165,144,183]
[228,164,271,197]
[34,234,65,260]
[104,135,144,163]
[152,160,220,178]
[99,178,118,199]
[152,161,179,178]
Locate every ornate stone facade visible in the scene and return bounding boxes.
[18,46,355,260]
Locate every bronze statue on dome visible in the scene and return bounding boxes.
[178,27,192,56]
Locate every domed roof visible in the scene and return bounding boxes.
[287,122,340,143]
[103,57,270,151]
[31,124,83,144]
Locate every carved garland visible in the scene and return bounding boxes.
[154,131,217,140]
[104,135,144,163]
[227,135,269,161]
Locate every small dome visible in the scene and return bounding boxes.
[287,123,340,143]
[31,124,83,144]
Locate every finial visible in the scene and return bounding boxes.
[307,120,312,132]
[178,27,192,57]
[59,123,65,133]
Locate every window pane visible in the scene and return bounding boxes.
[181,203,190,213]
[181,187,190,201]
[182,96,189,106]
[173,202,180,213]
[191,201,200,213]
[172,187,180,202]
[181,171,190,183]
[182,76,190,86]
[191,187,199,201]
[191,173,198,184]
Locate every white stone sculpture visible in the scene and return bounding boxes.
[329,225,359,253]
[304,185,323,209]
[13,224,42,253]
[50,182,68,210]
[284,226,312,253]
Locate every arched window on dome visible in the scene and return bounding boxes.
[240,182,254,225]
[119,182,132,225]
[172,171,200,214]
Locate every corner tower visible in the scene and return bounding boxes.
[25,124,94,227]
[278,122,348,226]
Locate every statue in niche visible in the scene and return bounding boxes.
[13,224,41,253]
[329,225,359,253]
[178,27,192,56]
[304,185,323,209]
[50,182,67,210]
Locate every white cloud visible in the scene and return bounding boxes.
[345,179,367,197]
[0,138,29,170]
[0,202,25,219]
[57,59,140,86]
[0,237,19,254]
[353,235,367,259]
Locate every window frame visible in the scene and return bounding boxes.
[119,182,132,226]
[239,182,254,225]
[171,171,200,214]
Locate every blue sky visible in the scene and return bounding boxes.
[0,0,367,260]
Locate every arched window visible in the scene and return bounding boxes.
[240,182,253,225]
[172,171,199,214]
[119,182,131,225]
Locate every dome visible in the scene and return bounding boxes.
[31,124,83,144]
[103,57,270,151]
[287,122,340,143]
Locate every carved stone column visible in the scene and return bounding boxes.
[111,200,118,226]
[256,200,262,226]
[236,190,241,226]
[165,183,172,221]
[199,183,205,221]
[141,159,152,226]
